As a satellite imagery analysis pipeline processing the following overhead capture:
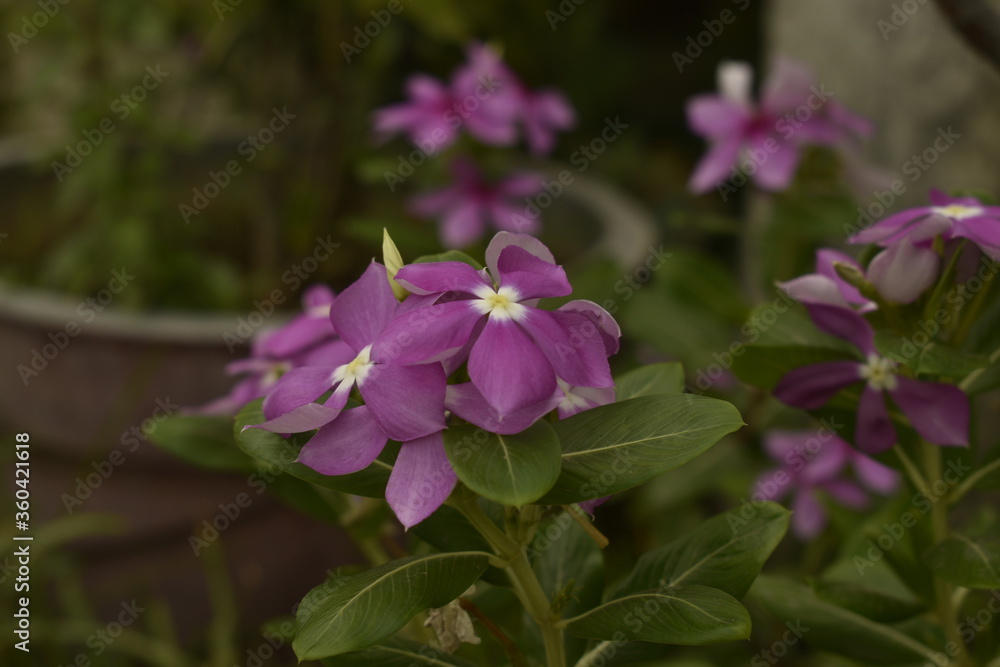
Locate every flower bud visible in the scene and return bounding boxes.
[382,228,409,300]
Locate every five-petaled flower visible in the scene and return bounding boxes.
[850,189,1000,262]
[773,304,969,453]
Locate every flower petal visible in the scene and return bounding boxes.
[296,406,388,475]
[385,431,456,529]
[752,136,800,191]
[849,208,933,245]
[519,309,613,388]
[773,360,862,410]
[496,245,572,299]
[469,318,556,415]
[867,242,940,304]
[330,262,397,351]
[791,489,827,539]
[360,363,447,442]
[259,366,339,425]
[445,382,559,434]
[688,135,742,194]
[803,303,876,355]
[485,232,556,284]
[556,300,621,355]
[852,453,900,494]
[440,199,487,249]
[855,386,897,454]
[822,480,869,509]
[685,94,749,138]
[394,261,490,296]
[373,300,482,364]
[816,249,872,307]
[556,384,616,419]
[890,377,969,447]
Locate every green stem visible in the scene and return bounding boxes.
[451,489,566,667]
[958,342,1000,392]
[740,187,773,305]
[948,457,1000,505]
[894,444,929,493]
[922,239,967,325]
[951,262,996,344]
[574,640,614,667]
[920,440,968,665]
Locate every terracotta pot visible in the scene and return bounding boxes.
[0,285,364,643]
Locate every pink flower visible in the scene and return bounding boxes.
[756,430,899,538]
[409,158,542,247]
[686,57,873,194]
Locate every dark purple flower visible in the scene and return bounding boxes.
[756,430,899,538]
[409,158,542,247]
[686,58,873,194]
[773,305,969,453]
[850,189,1000,261]
[248,263,447,474]
[374,233,614,426]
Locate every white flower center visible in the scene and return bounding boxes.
[471,285,526,322]
[932,204,982,221]
[333,345,374,388]
[859,354,898,392]
[261,361,291,389]
[307,304,332,317]
[557,379,590,412]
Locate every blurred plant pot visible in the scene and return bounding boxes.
[0,285,363,641]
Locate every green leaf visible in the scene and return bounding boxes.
[329,637,479,666]
[530,514,605,663]
[924,535,1000,589]
[563,585,751,645]
[235,400,391,498]
[611,502,789,600]
[294,552,490,660]
[409,504,508,587]
[149,414,255,472]
[412,250,483,269]
[750,576,940,664]
[443,421,562,507]
[873,332,987,379]
[811,580,926,623]
[538,395,743,505]
[615,363,685,400]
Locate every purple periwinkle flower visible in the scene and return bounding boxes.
[374,233,614,428]
[773,304,969,453]
[686,57,872,194]
[756,430,899,538]
[409,158,542,247]
[249,262,447,472]
[850,189,1000,261]
[865,240,940,304]
[373,42,574,156]
[190,285,354,415]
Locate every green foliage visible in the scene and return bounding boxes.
[294,552,491,660]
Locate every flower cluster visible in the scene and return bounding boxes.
[374,42,575,156]
[238,232,617,528]
[686,57,873,194]
[769,189,995,455]
[755,430,898,539]
[375,42,576,247]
